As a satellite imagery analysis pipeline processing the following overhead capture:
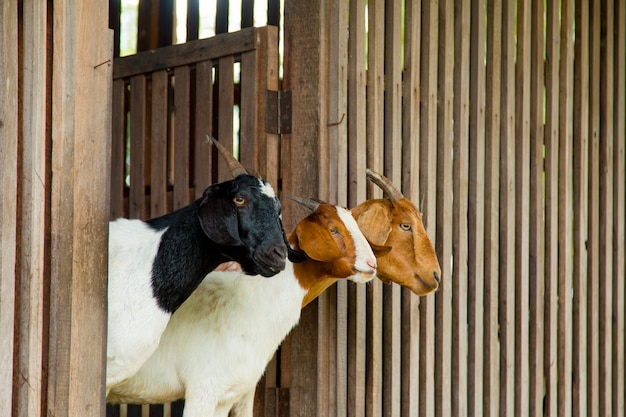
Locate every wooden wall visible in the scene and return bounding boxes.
[0,1,112,416]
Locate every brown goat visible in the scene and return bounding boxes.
[301,169,441,306]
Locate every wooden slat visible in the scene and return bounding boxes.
[419,0,438,415]
[239,51,259,172]
[452,0,470,415]
[150,70,169,217]
[514,1,531,415]
[0,1,18,415]
[400,1,421,416]
[114,27,261,79]
[217,55,235,183]
[16,1,48,415]
[598,1,614,414]
[193,60,214,199]
[558,1,575,415]
[110,79,127,219]
[573,1,590,414]
[588,0,601,414]
[365,2,385,417]
[500,0,517,414]
[173,66,191,209]
[483,0,502,415]
[435,1,454,417]
[529,1,546,416]
[612,2,626,414]
[544,1,561,415]
[467,1,486,415]
[129,75,148,219]
[382,2,402,417]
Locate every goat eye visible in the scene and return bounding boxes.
[330,227,340,235]
[233,196,246,205]
[400,223,412,232]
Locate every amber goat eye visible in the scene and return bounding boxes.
[233,196,246,205]
[400,223,412,231]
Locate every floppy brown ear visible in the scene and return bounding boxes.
[354,204,392,246]
[295,217,345,262]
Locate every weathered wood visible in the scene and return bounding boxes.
[452,0,470,415]
[467,1,486,415]
[193,60,214,199]
[110,79,127,219]
[573,1,590,414]
[598,1,614,414]
[173,66,191,209]
[16,2,48,416]
[529,1,546,416]
[514,1,531,415]
[129,75,148,219]
[0,1,18,415]
[419,0,438,415]
[114,28,261,79]
[217,55,234,183]
[558,1,575,416]
[484,0,502,414]
[47,1,111,416]
[544,1,561,415]
[150,70,169,217]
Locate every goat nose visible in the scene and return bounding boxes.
[367,259,377,271]
[273,245,287,259]
[433,270,441,283]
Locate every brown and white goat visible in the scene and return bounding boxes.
[301,169,441,306]
[105,202,377,417]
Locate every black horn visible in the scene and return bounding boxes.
[366,168,404,201]
[208,135,248,178]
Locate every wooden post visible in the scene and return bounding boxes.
[47,0,112,416]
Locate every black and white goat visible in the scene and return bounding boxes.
[106,138,294,391]
[106,200,377,416]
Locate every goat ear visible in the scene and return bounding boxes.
[370,242,392,257]
[197,194,242,246]
[295,218,345,262]
[354,204,392,246]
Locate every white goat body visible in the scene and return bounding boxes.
[106,204,376,417]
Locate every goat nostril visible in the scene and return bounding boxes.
[367,259,377,270]
[273,246,287,259]
[433,271,441,283]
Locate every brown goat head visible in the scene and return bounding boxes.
[350,170,441,295]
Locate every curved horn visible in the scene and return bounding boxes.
[366,168,404,201]
[288,196,320,212]
[208,135,248,177]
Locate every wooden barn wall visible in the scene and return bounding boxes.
[0,1,112,417]
[281,1,626,417]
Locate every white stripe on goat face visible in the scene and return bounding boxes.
[259,179,276,199]
[335,206,377,283]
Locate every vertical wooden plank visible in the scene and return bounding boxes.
[484,0,502,415]
[436,1,454,417]
[572,0,590,415]
[281,2,331,417]
[173,66,191,209]
[419,0,438,415]
[467,0,486,416]
[150,70,169,217]
[239,51,259,173]
[514,1,531,416]
[598,2,614,415]
[588,0,601,414]
[452,0,470,415]
[401,1,421,416]
[612,2,626,414]
[48,1,111,416]
[186,0,199,41]
[129,75,148,219]
[529,1,546,416]
[347,0,368,409]
[366,1,385,417]
[558,1,575,415]
[382,2,402,417]
[17,1,48,415]
[110,79,127,219]
[194,60,214,199]
[499,0,516,414]
[544,1,561,416]
[0,1,18,415]
[217,56,234,183]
